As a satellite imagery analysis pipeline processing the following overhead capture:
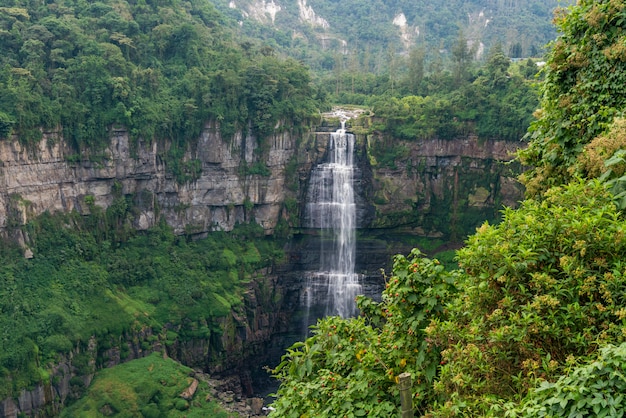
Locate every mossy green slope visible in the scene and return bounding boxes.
[60,352,231,418]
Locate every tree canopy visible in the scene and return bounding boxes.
[0,0,319,147]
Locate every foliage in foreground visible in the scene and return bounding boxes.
[270,180,626,417]
[60,352,231,418]
[507,343,626,418]
[427,180,626,415]
[269,250,458,417]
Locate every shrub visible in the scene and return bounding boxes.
[427,180,626,414]
[270,249,458,417]
[509,343,626,418]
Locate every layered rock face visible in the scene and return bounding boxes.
[281,129,524,333]
[366,134,524,238]
[0,122,296,236]
[0,124,523,240]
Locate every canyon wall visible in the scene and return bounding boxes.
[366,133,524,239]
[0,122,300,239]
[0,122,523,242]
[0,121,524,417]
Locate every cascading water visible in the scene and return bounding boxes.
[303,120,362,325]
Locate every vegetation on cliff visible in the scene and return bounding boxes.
[270,1,626,416]
[520,0,626,197]
[0,206,284,400]
[60,352,230,417]
[365,47,539,142]
[346,49,534,240]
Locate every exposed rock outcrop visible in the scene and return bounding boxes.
[366,133,524,238]
[0,122,297,236]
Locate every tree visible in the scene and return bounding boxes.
[405,47,424,94]
[519,0,626,196]
[451,31,472,86]
[0,111,14,138]
[509,41,522,58]
[485,43,510,88]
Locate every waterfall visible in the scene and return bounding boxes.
[304,122,362,321]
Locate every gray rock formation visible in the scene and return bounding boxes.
[0,122,297,236]
[365,133,524,238]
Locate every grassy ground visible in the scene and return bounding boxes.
[60,352,233,417]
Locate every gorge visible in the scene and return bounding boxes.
[0,114,524,417]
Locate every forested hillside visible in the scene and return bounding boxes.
[0,0,319,149]
[0,0,315,415]
[0,0,549,151]
[213,0,570,73]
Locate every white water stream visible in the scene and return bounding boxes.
[304,119,362,320]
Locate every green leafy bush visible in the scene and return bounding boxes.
[427,180,626,415]
[509,343,626,418]
[520,0,626,195]
[270,249,458,417]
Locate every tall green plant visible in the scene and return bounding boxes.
[520,0,626,196]
[507,343,626,418]
[427,180,626,415]
[270,249,458,417]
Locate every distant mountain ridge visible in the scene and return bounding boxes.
[212,0,573,70]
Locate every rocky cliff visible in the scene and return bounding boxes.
[0,121,523,241]
[365,132,524,239]
[0,122,299,238]
[0,120,524,417]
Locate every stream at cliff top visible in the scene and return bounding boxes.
[302,117,362,333]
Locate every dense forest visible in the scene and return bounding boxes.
[0,0,319,149]
[0,208,285,400]
[212,0,568,73]
[271,0,626,416]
